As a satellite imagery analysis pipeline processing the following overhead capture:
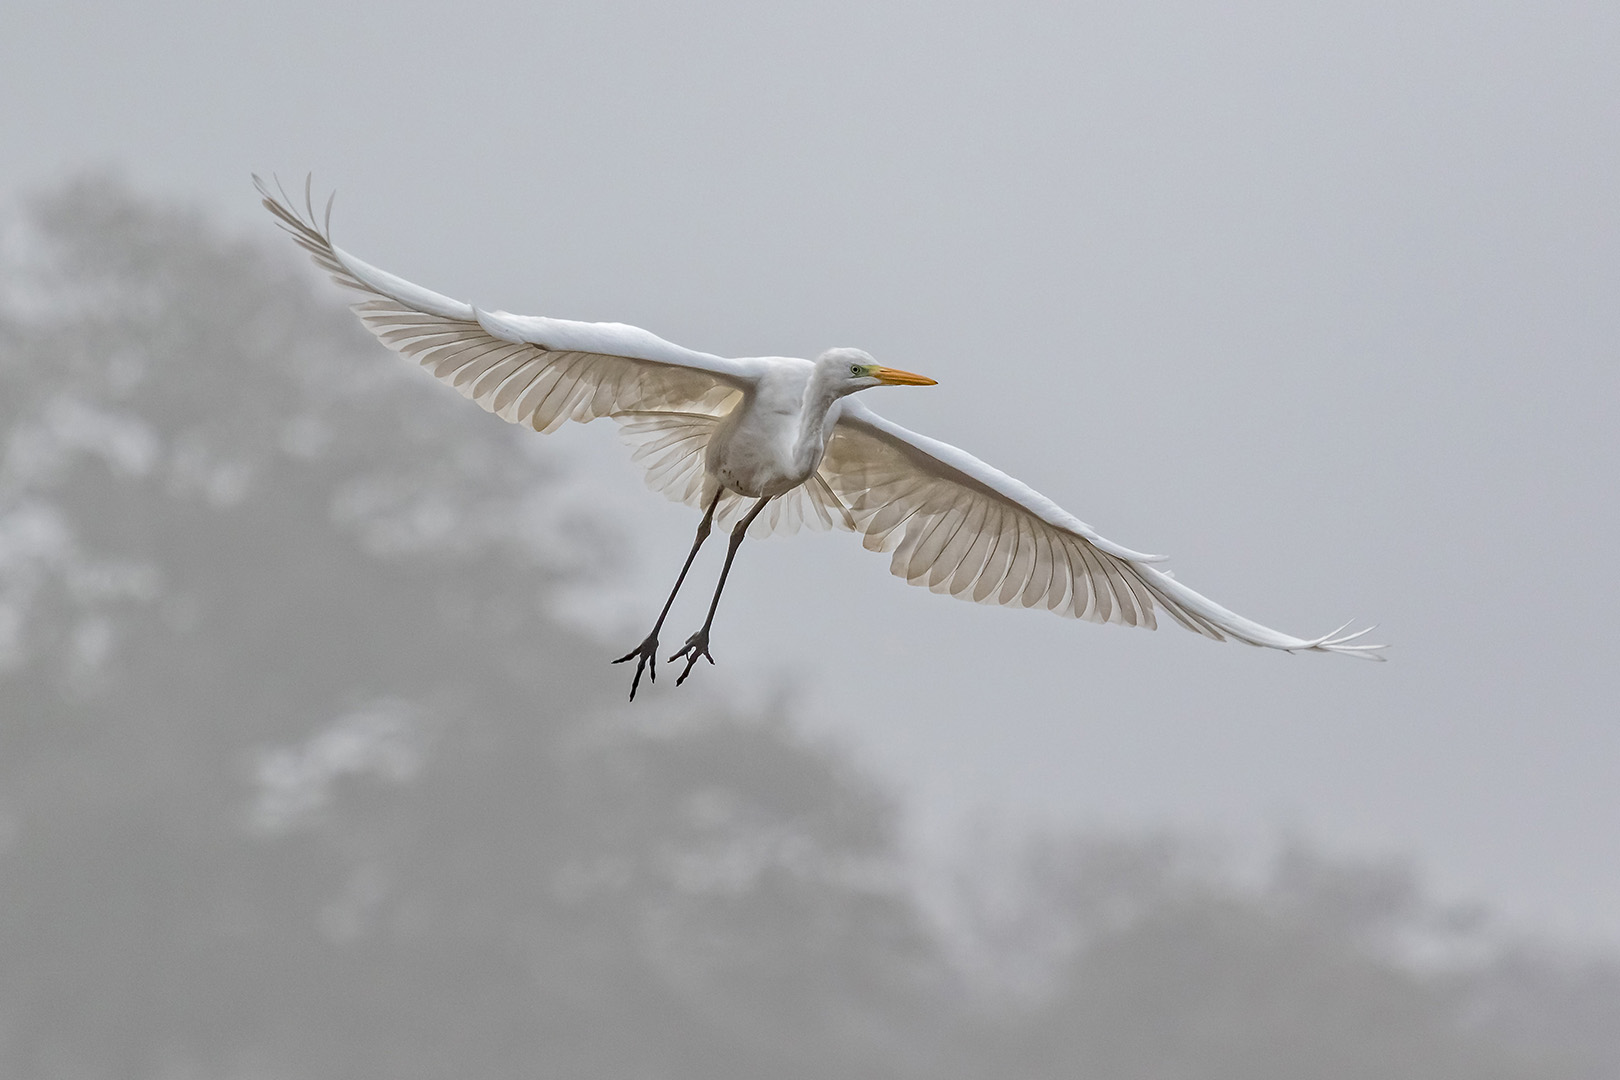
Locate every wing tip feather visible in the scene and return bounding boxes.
[1291,621,1389,660]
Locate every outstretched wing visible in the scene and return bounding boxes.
[822,399,1383,658]
[257,177,755,431]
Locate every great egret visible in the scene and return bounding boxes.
[258,178,1384,700]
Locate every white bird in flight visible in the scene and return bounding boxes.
[258,178,1384,700]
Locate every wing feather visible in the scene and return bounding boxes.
[824,400,1384,658]
[997,514,1035,607]
[492,357,546,419]
[907,505,966,585]
[931,497,987,592]
[947,502,997,596]
[1085,540,1124,624]
[1060,538,1091,620]
[972,508,1014,604]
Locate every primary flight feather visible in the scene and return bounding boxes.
[256,177,1384,700]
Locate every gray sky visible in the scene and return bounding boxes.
[4,0,1617,942]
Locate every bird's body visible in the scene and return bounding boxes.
[707,356,823,498]
[706,351,896,499]
[257,178,1383,699]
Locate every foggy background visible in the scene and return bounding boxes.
[3,1,1618,1075]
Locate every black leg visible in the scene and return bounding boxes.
[670,496,772,687]
[613,488,724,700]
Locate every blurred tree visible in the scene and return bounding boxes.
[938,833,1620,1080]
[0,174,1615,1080]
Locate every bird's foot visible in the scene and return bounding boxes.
[669,629,715,686]
[612,632,660,701]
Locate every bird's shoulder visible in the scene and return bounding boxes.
[742,355,815,399]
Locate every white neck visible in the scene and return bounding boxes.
[792,363,849,472]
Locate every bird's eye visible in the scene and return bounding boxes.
[850,365,863,376]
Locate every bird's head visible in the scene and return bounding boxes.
[816,347,937,396]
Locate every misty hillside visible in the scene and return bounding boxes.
[1,175,1616,1079]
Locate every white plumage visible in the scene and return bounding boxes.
[258,178,1383,698]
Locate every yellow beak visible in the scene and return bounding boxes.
[871,366,938,386]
